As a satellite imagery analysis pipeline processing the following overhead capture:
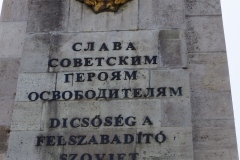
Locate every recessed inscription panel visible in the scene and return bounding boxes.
[10,28,192,160]
[10,28,193,159]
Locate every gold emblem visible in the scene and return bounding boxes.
[77,0,132,14]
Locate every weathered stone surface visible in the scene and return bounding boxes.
[193,120,237,150]
[193,119,238,160]
[69,0,138,32]
[0,59,20,97]
[20,34,50,73]
[150,69,190,98]
[193,119,236,128]
[161,98,191,127]
[0,126,10,154]
[185,0,222,16]
[186,16,226,52]
[159,30,187,68]
[194,150,238,160]
[27,0,69,33]
[189,51,238,158]
[0,57,19,158]
[0,0,29,22]
[0,97,15,127]
[0,58,20,156]
[7,131,45,160]
[191,90,234,120]
[11,102,43,131]
[49,30,159,72]
[0,22,26,58]
[139,0,185,29]
[0,154,6,160]
[137,128,193,159]
[188,53,231,91]
[68,0,84,32]
[15,73,56,102]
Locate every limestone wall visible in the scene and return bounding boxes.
[185,0,237,159]
[0,0,28,159]
[0,0,238,159]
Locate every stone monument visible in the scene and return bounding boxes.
[0,0,238,159]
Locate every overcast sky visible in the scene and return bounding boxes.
[0,0,2,14]
[0,0,239,152]
[221,0,240,152]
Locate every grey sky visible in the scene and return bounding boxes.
[221,0,240,152]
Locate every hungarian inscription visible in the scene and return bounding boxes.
[37,115,167,160]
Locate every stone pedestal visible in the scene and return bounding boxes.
[0,0,238,159]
